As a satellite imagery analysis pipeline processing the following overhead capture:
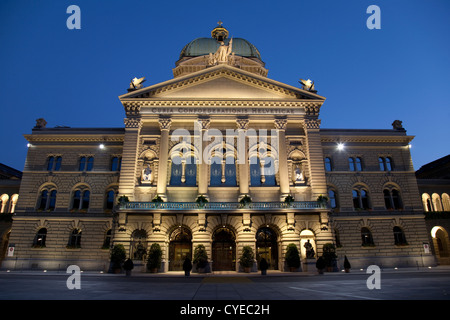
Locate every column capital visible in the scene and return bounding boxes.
[197,117,211,130]
[124,118,142,129]
[158,117,172,131]
[274,118,288,130]
[236,118,249,130]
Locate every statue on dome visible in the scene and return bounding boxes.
[213,38,233,63]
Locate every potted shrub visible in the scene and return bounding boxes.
[284,194,295,207]
[123,258,134,276]
[193,244,208,273]
[285,243,301,272]
[259,258,269,275]
[239,195,252,208]
[151,195,164,208]
[118,195,129,204]
[195,195,209,208]
[322,243,337,272]
[147,243,162,273]
[110,244,126,274]
[316,256,326,274]
[344,255,351,273]
[317,195,328,206]
[239,246,254,272]
[183,257,193,276]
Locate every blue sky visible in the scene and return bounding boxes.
[0,0,449,171]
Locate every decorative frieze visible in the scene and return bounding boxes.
[274,118,288,130]
[304,118,321,130]
[124,118,142,129]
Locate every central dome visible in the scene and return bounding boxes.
[179,37,262,61]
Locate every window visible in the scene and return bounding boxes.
[210,156,222,186]
[352,188,370,210]
[47,157,54,171]
[68,229,82,248]
[33,228,47,247]
[250,156,261,186]
[224,157,237,186]
[111,157,121,171]
[355,157,362,171]
[324,157,332,172]
[71,188,90,211]
[47,156,62,171]
[37,189,57,211]
[79,156,94,171]
[349,158,355,171]
[379,157,393,171]
[361,227,374,246]
[102,229,112,249]
[328,189,338,209]
[384,188,403,210]
[393,226,407,245]
[105,190,115,210]
[262,157,276,186]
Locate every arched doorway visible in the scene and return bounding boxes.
[130,229,148,262]
[431,226,450,265]
[212,227,236,271]
[256,227,278,270]
[169,227,192,271]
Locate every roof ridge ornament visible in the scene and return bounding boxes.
[299,79,317,93]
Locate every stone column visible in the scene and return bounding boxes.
[156,117,172,200]
[197,118,210,196]
[236,118,249,198]
[274,118,290,199]
[118,118,142,199]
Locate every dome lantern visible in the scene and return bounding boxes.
[211,21,229,41]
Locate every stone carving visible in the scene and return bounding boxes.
[35,118,47,128]
[141,164,153,183]
[129,77,146,90]
[236,118,249,130]
[274,118,287,130]
[304,118,321,129]
[209,38,233,65]
[294,167,304,183]
[299,79,316,92]
[392,120,404,130]
[124,118,142,129]
[304,239,315,259]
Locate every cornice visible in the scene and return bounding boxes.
[321,135,414,144]
[24,134,124,143]
[122,99,323,108]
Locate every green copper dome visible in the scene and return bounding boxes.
[179,37,262,61]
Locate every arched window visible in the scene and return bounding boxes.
[210,156,222,186]
[224,156,237,186]
[355,157,363,171]
[324,157,332,172]
[170,155,182,186]
[102,229,112,249]
[442,193,450,211]
[361,227,375,246]
[33,228,47,247]
[105,190,115,210]
[79,157,86,171]
[379,157,393,171]
[86,157,94,171]
[328,189,338,209]
[184,156,197,186]
[47,157,54,171]
[349,158,355,171]
[54,156,62,171]
[68,229,82,248]
[393,226,407,245]
[71,188,90,211]
[111,157,121,171]
[353,188,370,210]
[262,156,276,186]
[250,156,261,186]
[37,188,57,211]
[432,193,443,212]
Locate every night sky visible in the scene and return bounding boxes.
[1,0,449,171]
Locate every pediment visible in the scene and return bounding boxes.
[119,64,325,102]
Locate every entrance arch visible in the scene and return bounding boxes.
[255,227,279,270]
[431,226,450,265]
[212,227,236,271]
[169,227,192,271]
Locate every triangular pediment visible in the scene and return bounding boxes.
[119,64,325,101]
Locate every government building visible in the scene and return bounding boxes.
[1,24,439,272]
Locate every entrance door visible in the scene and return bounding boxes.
[212,227,236,271]
[169,227,192,271]
[256,227,278,270]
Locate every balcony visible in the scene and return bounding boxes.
[118,201,326,212]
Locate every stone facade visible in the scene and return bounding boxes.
[1,25,437,272]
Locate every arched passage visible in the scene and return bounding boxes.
[212,227,236,271]
[168,226,192,271]
[255,227,279,270]
[431,226,450,265]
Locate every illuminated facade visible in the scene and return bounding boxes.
[1,24,436,272]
